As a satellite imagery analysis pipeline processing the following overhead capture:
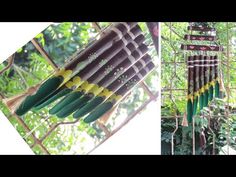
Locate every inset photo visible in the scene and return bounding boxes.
[161,22,236,155]
[0,22,159,155]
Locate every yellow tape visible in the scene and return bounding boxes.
[65,81,74,88]
[76,81,95,92]
[204,83,209,90]
[99,88,114,98]
[194,91,199,97]
[89,85,104,96]
[200,87,205,93]
[210,80,215,86]
[187,94,193,100]
[55,69,73,86]
[72,76,82,85]
[65,76,84,89]
[215,77,220,83]
[110,94,122,102]
[89,84,116,97]
[56,69,73,80]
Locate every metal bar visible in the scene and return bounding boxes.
[162,61,185,64]
[162,88,187,91]
[162,113,236,119]
[39,144,50,154]
[13,113,50,154]
[96,121,111,137]
[140,81,157,100]
[39,119,80,142]
[31,38,59,71]
[38,124,60,143]
[92,22,102,32]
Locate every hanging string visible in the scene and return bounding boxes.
[189,22,196,155]
[182,24,189,127]
[171,117,178,155]
[206,24,215,155]
[226,22,230,155]
[192,115,195,155]
[207,112,216,155]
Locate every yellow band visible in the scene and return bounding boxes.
[200,87,205,93]
[187,94,193,100]
[110,94,123,102]
[210,80,215,86]
[204,83,209,90]
[194,91,199,97]
[99,88,114,98]
[55,69,73,79]
[89,84,116,98]
[65,81,74,88]
[76,81,96,92]
[89,85,104,96]
[55,69,73,86]
[65,76,84,89]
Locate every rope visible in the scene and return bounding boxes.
[226,22,230,155]
[171,117,178,155]
[207,113,216,155]
[189,22,196,155]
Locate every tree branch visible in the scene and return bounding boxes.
[163,22,183,39]
[13,64,29,89]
